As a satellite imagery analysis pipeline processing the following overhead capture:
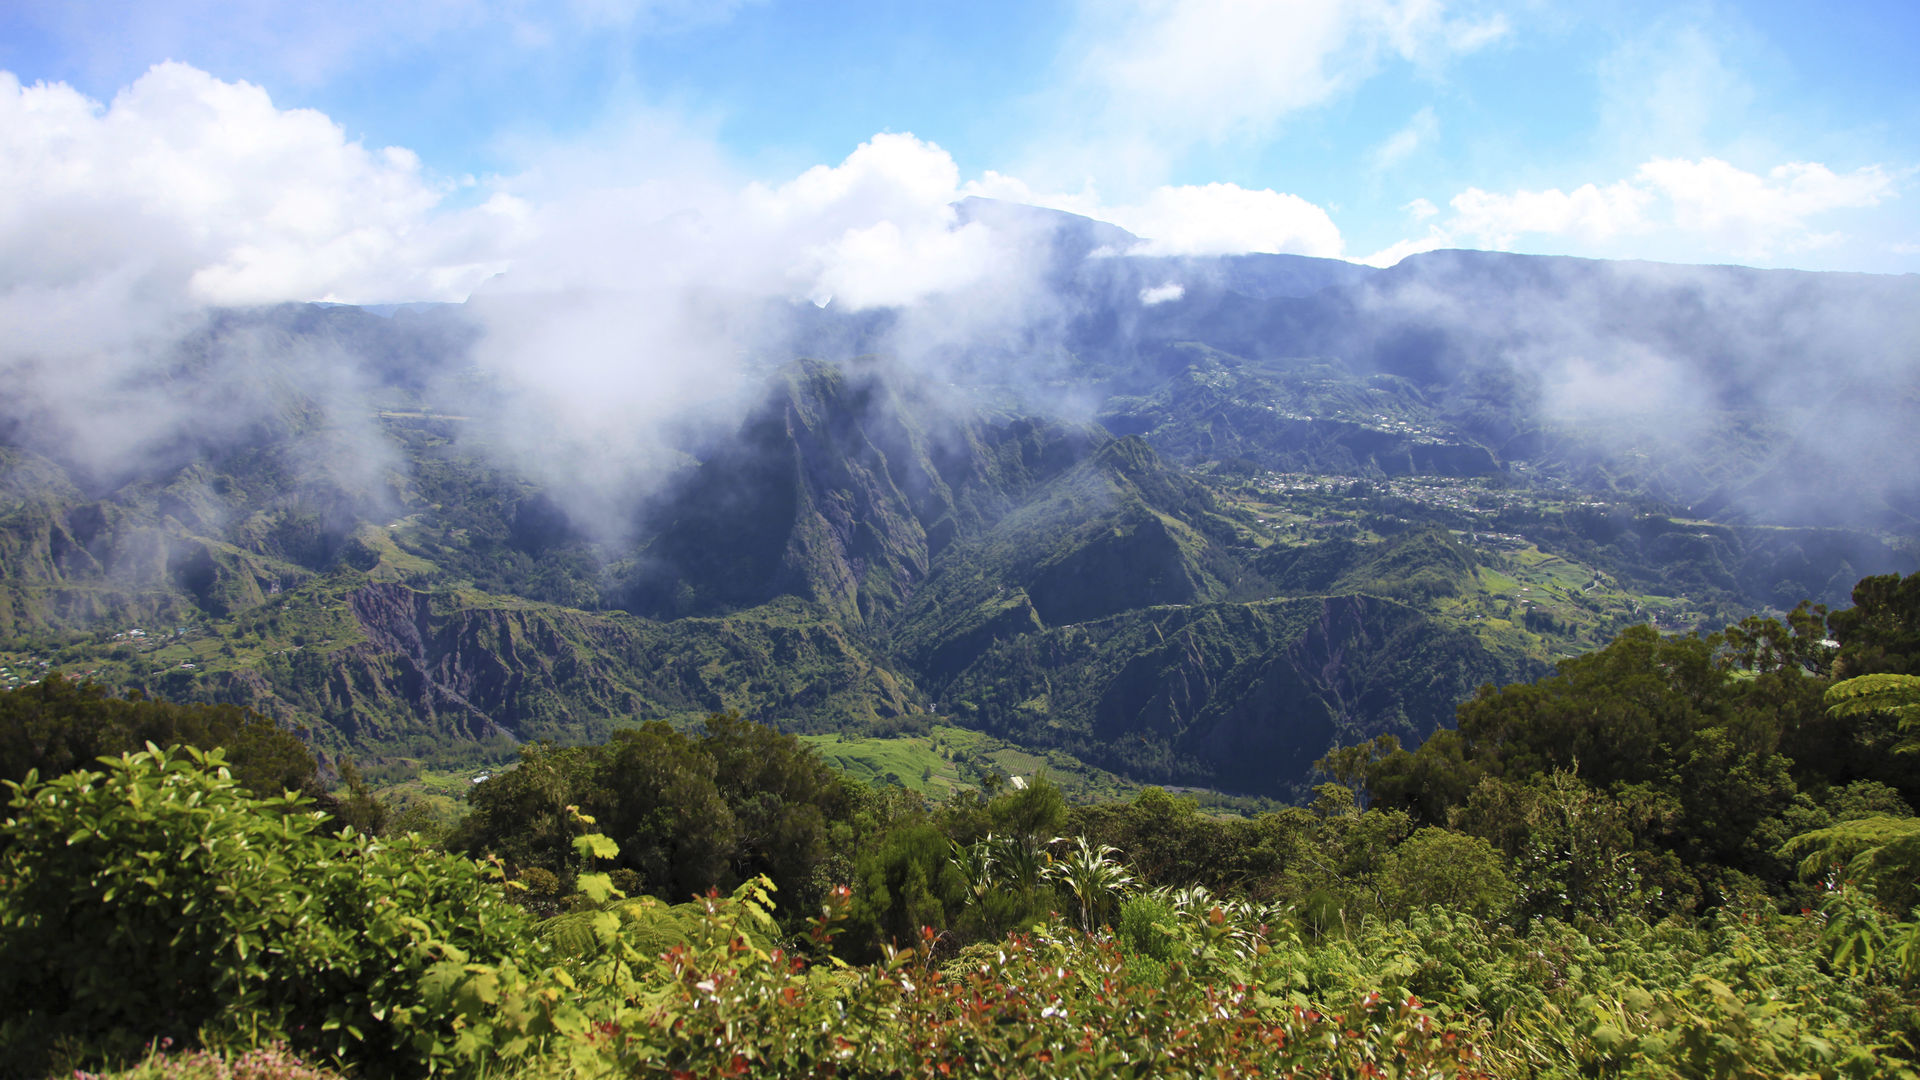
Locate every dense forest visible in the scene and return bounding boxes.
[3,573,1918,1078]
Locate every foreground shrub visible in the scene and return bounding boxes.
[7,747,1911,1079]
[409,873,1495,1077]
[0,745,536,1076]
[1263,905,1905,1079]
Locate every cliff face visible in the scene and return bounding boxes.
[201,582,919,754]
[943,594,1527,798]
[0,491,303,635]
[1179,594,1513,793]
[627,361,1096,626]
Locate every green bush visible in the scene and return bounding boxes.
[5,733,1913,1080]
[0,744,536,1076]
[416,882,1494,1079]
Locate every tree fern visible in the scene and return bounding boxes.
[1825,672,1920,724]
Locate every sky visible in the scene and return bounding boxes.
[1,0,1917,308]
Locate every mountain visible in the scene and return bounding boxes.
[1090,248,1920,527]
[1,211,1915,796]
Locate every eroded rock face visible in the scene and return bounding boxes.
[342,583,520,741]
[199,581,920,754]
[627,361,1095,627]
[941,593,1526,797]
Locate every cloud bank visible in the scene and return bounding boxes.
[0,62,512,316]
[1365,156,1899,267]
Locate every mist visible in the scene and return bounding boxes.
[1324,253,1920,524]
[4,61,1918,598]
[0,62,1089,550]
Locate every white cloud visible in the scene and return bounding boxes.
[1448,180,1653,249]
[1369,106,1439,173]
[0,62,1068,356]
[1634,157,1894,256]
[742,134,1010,308]
[1048,0,1508,184]
[1109,183,1345,257]
[964,173,1347,259]
[0,61,529,486]
[960,171,1105,220]
[1371,156,1899,266]
[488,130,1015,311]
[0,62,512,313]
[1139,282,1186,305]
[1358,228,1449,268]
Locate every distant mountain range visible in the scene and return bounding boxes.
[2,200,1914,796]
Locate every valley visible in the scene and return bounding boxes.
[1,229,1916,802]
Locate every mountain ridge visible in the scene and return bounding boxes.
[1,228,1915,796]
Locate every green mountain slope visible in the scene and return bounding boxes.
[625,359,1098,626]
[941,592,1526,799]
[890,435,1266,678]
[1,280,1914,798]
[9,572,918,764]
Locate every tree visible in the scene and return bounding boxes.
[848,822,967,952]
[1824,673,1920,736]
[1316,733,1400,806]
[1450,769,1686,921]
[453,715,860,911]
[0,674,317,798]
[700,711,853,913]
[1377,827,1517,920]
[987,771,1067,851]
[1830,573,1920,678]
[598,724,739,901]
[1449,624,1730,790]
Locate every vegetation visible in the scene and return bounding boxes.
[0,675,318,796]
[5,573,1920,1077]
[1,745,535,1077]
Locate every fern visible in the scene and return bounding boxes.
[1785,815,1920,887]
[1825,673,1920,725]
[537,896,696,960]
[536,883,780,963]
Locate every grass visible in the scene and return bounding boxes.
[350,522,440,580]
[800,722,1148,803]
[800,723,1281,814]
[800,730,974,797]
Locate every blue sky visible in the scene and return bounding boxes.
[2,0,1916,306]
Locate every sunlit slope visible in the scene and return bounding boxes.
[2,573,917,763]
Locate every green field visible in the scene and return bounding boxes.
[799,723,1143,801]
[800,723,1281,814]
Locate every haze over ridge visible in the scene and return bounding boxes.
[2,0,1914,534]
